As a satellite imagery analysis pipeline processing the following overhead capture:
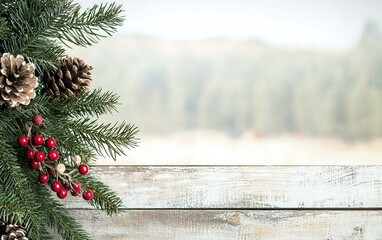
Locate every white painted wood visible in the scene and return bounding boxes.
[59,210,382,240]
[64,166,382,208]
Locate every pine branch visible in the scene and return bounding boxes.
[0,95,102,164]
[61,118,139,160]
[27,175,91,240]
[0,1,133,239]
[27,114,98,165]
[0,0,66,73]
[0,0,124,74]
[41,127,97,166]
[0,17,8,40]
[0,110,25,137]
[60,89,120,117]
[30,89,120,118]
[45,203,91,240]
[0,189,29,226]
[0,132,50,239]
[25,94,139,160]
[28,91,127,163]
[51,2,124,47]
[76,174,123,215]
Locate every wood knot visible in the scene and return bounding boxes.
[353,226,363,236]
[225,213,242,226]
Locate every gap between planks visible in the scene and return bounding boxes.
[66,207,382,211]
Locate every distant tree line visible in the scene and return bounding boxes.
[71,23,382,140]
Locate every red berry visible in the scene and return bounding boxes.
[17,136,29,147]
[51,181,62,192]
[45,138,56,148]
[32,114,44,125]
[47,168,55,175]
[30,160,39,169]
[25,148,35,160]
[78,164,89,175]
[38,173,49,185]
[34,151,46,162]
[83,189,93,200]
[57,189,68,199]
[48,149,59,161]
[32,134,44,146]
[71,190,80,196]
[64,184,71,191]
[72,181,81,191]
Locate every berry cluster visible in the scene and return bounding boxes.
[17,114,94,201]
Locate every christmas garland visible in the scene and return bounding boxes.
[0,1,138,239]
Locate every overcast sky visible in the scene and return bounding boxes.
[80,0,382,50]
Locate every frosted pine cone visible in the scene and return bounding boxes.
[43,56,92,100]
[0,53,38,108]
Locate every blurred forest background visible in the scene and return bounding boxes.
[71,0,382,164]
[71,24,382,139]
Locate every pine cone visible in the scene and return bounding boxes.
[44,56,92,100]
[0,53,38,108]
[0,223,28,240]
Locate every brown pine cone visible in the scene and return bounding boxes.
[0,53,38,108]
[0,223,28,240]
[44,56,92,100]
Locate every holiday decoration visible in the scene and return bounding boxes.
[82,189,94,201]
[0,222,29,240]
[32,114,43,125]
[0,1,138,239]
[57,189,68,199]
[55,163,65,174]
[17,136,29,147]
[45,138,56,148]
[78,164,89,175]
[38,173,49,185]
[0,53,38,108]
[29,160,39,169]
[44,57,93,100]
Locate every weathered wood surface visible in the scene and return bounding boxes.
[61,166,382,239]
[61,210,382,240]
[64,165,382,208]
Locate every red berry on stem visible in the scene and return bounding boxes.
[71,181,81,196]
[64,184,71,191]
[17,136,29,147]
[51,181,62,192]
[45,138,56,148]
[32,134,44,146]
[48,149,59,161]
[30,160,39,169]
[32,114,44,125]
[57,189,68,199]
[25,148,35,160]
[83,189,93,200]
[71,190,80,196]
[72,181,81,191]
[78,164,89,175]
[47,168,55,175]
[38,173,49,184]
[34,151,46,162]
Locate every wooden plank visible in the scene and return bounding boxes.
[64,166,382,209]
[53,210,382,240]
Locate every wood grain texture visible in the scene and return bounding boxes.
[64,166,382,209]
[58,210,382,240]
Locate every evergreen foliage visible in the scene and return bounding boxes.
[0,0,137,239]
